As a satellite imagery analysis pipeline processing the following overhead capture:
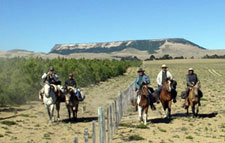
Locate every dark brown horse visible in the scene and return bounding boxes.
[64,86,80,120]
[160,78,174,118]
[186,82,201,117]
[137,84,150,125]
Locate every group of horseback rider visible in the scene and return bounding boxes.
[134,64,202,110]
[39,66,85,102]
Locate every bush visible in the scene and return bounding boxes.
[0,57,141,106]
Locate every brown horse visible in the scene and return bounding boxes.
[160,78,173,118]
[137,84,150,125]
[64,86,80,120]
[186,83,201,117]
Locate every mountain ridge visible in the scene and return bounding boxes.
[50,38,205,55]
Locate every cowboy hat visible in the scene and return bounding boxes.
[137,68,145,73]
[161,64,167,68]
[188,68,194,71]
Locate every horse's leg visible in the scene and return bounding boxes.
[167,101,172,118]
[66,105,71,120]
[186,105,189,115]
[191,104,195,118]
[50,104,55,122]
[195,103,199,117]
[72,106,76,120]
[56,102,60,120]
[138,106,143,122]
[143,107,148,125]
[47,106,51,121]
[75,103,79,119]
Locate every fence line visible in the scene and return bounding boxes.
[74,83,134,143]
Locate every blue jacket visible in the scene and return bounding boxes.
[133,74,150,91]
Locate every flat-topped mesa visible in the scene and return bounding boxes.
[50,38,205,55]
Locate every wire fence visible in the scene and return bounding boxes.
[74,83,135,143]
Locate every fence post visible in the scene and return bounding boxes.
[84,128,89,143]
[92,121,96,143]
[109,104,113,139]
[111,102,115,136]
[98,107,105,143]
[119,91,123,120]
[107,107,110,143]
[114,100,118,131]
[74,137,78,143]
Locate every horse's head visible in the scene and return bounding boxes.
[164,78,172,92]
[65,86,76,104]
[190,83,200,97]
[139,84,149,97]
[44,84,51,97]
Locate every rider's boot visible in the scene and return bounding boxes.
[155,91,160,104]
[173,98,177,103]
[78,94,85,101]
[149,96,156,110]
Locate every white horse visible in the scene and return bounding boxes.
[43,84,57,122]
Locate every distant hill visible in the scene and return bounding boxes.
[1,38,225,60]
[50,38,205,55]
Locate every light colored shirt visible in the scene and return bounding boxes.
[156,70,172,85]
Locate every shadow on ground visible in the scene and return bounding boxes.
[172,112,218,118]
[61,116,98,124]
[0,107,26,112]
[149,117,173,124]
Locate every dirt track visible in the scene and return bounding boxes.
[1,59,225,143]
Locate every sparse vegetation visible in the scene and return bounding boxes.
[186,136,194,140]
[0,57,141,106]
[128,135,145,141]
[1,120,17,125]
[158,127,167,132]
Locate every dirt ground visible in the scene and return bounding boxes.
[0,59,225,143]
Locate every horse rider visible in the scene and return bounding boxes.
[39,66,61,102]
[184,68,202,108]
[133,68,156,110]
[156,64,176,102]
[65,73,85,101]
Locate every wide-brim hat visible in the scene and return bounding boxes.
[161,64,167,68]
[188,68,194,71]
[137,68,145,73]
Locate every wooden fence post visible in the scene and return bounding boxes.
[111,102,115,136]
[109,105,113,139]
[92,121,96,143]
[119,91,123,119]
[84,128,89,143]
[98,107,105,143]
[74,137,78,143]
[107,107,110,143]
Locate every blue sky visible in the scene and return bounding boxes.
[0,0,225,53]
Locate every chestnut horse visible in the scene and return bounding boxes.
[137,84,150,125]
[186,82,201,117]
[160,78,174,118]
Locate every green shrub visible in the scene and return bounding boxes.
[0,57,141,106]
[1,120,17,125]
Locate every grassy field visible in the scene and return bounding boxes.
[0,59,225,143]
[114,59,225,143]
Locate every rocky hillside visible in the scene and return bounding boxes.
[50,38,205,55]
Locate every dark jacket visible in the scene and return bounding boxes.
[65,78,77,88]
[186,73,199,87]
